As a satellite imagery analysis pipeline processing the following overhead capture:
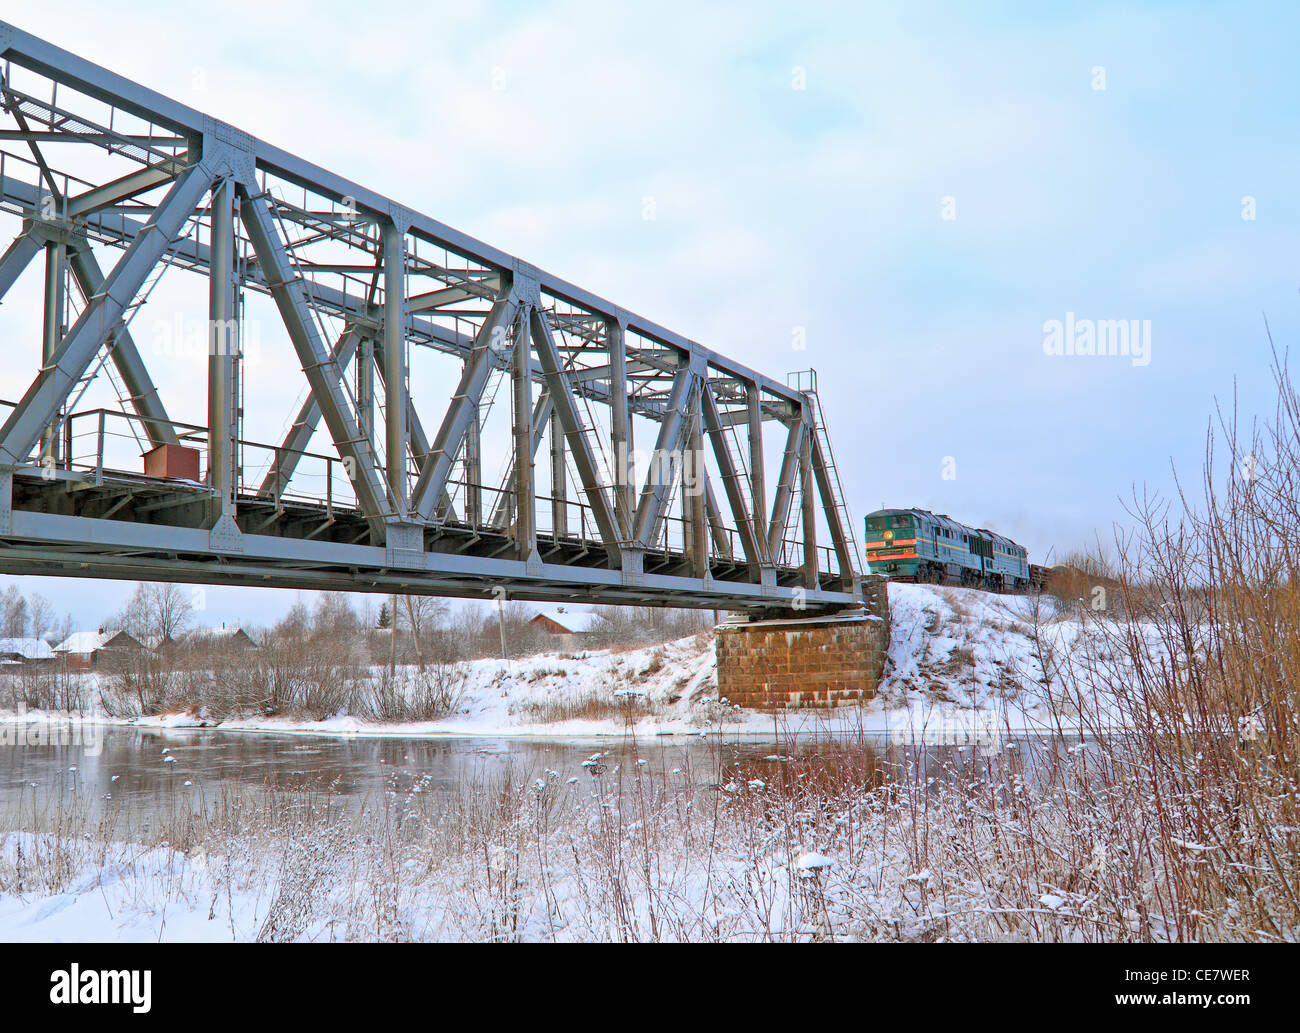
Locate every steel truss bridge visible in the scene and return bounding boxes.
[0,22,862,614]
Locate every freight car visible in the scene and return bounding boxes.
[863,508,1032,591]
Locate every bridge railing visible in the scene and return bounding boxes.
[1,397,850,583]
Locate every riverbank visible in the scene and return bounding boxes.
[0,584,1111,741]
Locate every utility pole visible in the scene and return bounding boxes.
[389,591,398,676]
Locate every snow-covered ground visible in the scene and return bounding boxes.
[0,584,1107,740]
[1,585,1260,944]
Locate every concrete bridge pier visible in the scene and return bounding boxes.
[715,576,890,710]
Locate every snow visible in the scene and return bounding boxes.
[795,851,835,872]
[6,584,1118,743]
[51,631,108,655]
[0,583,1203,944]
[0,638,54,661]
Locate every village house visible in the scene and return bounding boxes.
[0,637,56,669]
[52,629,147,670]
[182,625,259,656]
[528,608,608,651]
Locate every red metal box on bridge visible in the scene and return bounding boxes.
[143,444,201,482]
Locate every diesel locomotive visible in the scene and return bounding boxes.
[863,508,1034,591]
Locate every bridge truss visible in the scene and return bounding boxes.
[0,22,862,613]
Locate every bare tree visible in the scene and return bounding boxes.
[151,583,196,641]
[275,599,312,640]
[397,595,448,639]
[312,592,359,633]
[112,582,195,642]
[27,592,54,641]
[2,584,28,638]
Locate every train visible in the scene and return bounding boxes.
[863,508,1047,592]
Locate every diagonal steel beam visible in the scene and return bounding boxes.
[408,276,500,313]
[0,229,41,304]
[6,218,178,449]
[700,380,766,570]
[703,477,733,561]
[65,240,179,449]
[371,335,458,522]
[258,326,360,498]
[409,293,517,523]
[0,164,213,466]
[530,307,620,557]
[67,158,185,219]
[238,187,392,532]
[632,364,694,549]
[255,327,459,518]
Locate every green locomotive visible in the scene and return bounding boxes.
[863,508,1031,591]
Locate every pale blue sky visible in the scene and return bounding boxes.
[0,0,1294,628]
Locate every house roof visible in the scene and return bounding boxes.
[53,631,108,654]
[186,626,256,644]
[0,638,55,660]
[53,630,143,654]
[531,609,607,634]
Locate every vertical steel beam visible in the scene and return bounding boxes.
[811,432,857,585]
[607,317,633,540]
[766,418,804,563]
[357,335,374,444]
[39,237,66,461]
[207,177,235,513]
[800,405,818,589]
[465,407,481,526]
[0,164,215,467]
[489,389,551,529]
[746,380,766,551]
[382,221,407,517]
[549,407,567,537]
[511,306,536,558]
[683,382,706,576]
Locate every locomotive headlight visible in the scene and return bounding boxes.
[883,530,893,540]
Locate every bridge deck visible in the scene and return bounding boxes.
[1,462,854,610]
